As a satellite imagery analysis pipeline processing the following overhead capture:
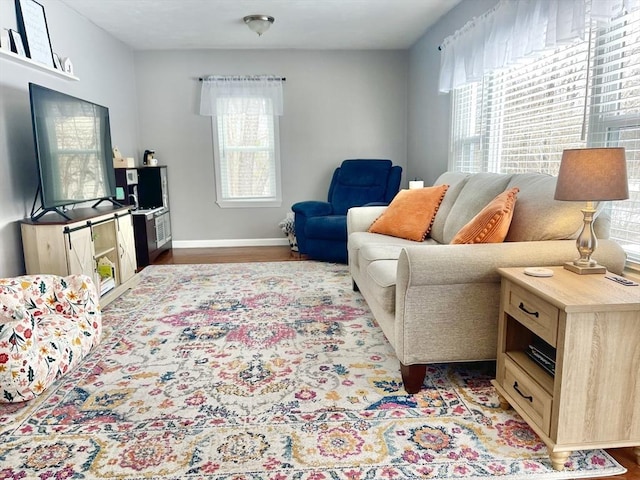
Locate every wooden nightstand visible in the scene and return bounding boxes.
[492,267,640,471]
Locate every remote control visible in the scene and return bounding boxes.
[605,275,639,286]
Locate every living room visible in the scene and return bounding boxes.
[0,0,489,278]
[2,0,638,279]
[1,0,639,478]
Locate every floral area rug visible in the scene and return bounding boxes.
[0,262,626,479]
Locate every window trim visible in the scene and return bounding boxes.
[211,110,282,209]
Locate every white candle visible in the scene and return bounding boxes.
[409,180,424,189]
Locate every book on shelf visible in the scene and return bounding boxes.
[99,275,115,295]
[96,256,116,296]
[527,340,556,376]
[97,256,116,279]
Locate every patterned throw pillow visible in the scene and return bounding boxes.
[451,187,520,244]
[368,184,449,241]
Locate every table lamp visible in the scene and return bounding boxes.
[554,147,628,274]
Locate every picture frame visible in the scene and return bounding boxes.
[1,29,10,51]
[53,52,62,70]
[8,29,26,57]
[15,0,55,68]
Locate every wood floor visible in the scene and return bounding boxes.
[151,246,639,479]
[152,245,304,265]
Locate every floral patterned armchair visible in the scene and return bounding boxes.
[0,274,102,403]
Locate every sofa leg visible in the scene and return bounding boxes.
[400,363,427,394]
[352,280,359,292]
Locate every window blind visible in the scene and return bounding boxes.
[589,10,640,262]
[449,7,640,264]
[216,97,278,202]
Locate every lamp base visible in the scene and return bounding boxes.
[563,261,606,275]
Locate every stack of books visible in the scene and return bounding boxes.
[527,340,556,376]
[97,256,116,296]
[99,276,115,295]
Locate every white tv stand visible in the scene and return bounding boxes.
[21,206,139,306]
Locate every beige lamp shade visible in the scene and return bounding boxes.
[554,148,629,201]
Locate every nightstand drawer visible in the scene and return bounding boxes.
[504,281,558,346]
[503,356,552,435]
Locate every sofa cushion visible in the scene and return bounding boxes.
[356,243,414,283]
[430,172,470,244]
[348,231,430,272]
[451,188,519,244]
[368,185,449,241]
[349,231,420,252]
[360,244,407,263]
[505,173,585,241]
[442,173,513,244]
[366,260,398,315]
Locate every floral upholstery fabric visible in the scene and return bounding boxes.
[0,274,101,403]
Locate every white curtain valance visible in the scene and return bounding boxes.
[199,75,284,116]
[438,0,640,93]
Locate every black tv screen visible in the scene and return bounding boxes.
[29,83,116,216]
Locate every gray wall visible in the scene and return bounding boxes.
[134,49,408,246]
[0,0,139,276]
[407,0,497,185]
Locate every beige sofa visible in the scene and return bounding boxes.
[347,172,627,393]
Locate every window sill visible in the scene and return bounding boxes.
[623,261,640,280]
[216,199,282,209]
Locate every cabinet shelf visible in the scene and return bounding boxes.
[0,48,79,81]
[94,246,116,259]
[506,350,554,393]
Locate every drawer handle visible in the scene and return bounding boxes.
[518,302,539,318]
[513,381,533,402]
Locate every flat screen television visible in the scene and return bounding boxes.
[28,83,118,221]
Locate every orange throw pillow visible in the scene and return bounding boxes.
[368,184,449,241]
[451,187,520,244]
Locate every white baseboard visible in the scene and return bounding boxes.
[172,238,290,248]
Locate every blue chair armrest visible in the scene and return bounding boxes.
[362,201,389,207]
[292,201,334,255]
[292,201,334,217]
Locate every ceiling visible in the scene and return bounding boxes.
[59,0,462,51]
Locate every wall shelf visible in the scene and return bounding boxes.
[0,48,78,81]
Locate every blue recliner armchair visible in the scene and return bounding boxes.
[292,159,402,263]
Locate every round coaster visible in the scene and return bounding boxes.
[524,267,554,277]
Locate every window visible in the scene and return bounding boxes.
[199,75,284,208]
[449,8,640,265]
[212,96,281,207]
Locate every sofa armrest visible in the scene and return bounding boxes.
[292,201,333,218]
[389,239,626,366]
[347,206,387,234]
[397,239,627,287]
